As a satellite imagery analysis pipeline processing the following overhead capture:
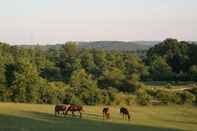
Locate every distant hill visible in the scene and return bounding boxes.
[76,41,157,51]
[18,41,158,51]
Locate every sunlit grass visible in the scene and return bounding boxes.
[0,103,197,131]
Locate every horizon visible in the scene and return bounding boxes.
[0,0,197,44]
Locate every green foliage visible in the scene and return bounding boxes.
[149,57,172,80]
[156,90,172,105]
[0,40,197,106]
[0,62,6,101]
[181,91,196,104]
[147,38,197,81]
[70,69,99,105]
[136,88,152,105]
[171,92,182,104]
[189,65,197,81]
[70,95,82,105]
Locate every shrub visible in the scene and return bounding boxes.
[113,92,126,105]
[70,96,82,105]
[97,90,110,105]
[136,89,152,105]
[156,90,171,104]
[125,94,135,105]
[107,87,117,101]
[171,92,182,104]
[181,91,196,104]
[165,83,173,89]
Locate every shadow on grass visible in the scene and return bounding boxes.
[160,119,197,125]
[0,111,183,131]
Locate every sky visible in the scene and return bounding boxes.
[0,0,197,44]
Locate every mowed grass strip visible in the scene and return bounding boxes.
[0,103,197,131]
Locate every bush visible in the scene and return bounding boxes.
[181,91,196,104]
[136,89,152,105]
[97,89,110,105]
[107,87,118,103]
[171,92,182,104]
[79,89,101,105]
[165,83,173,89]
[125,94,135,105]
[156,90,171,104]
[113,92,126,105]
[70,96,82,105]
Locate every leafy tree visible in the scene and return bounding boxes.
[147,38,191,80]
[93,49,107,77]
[0,61,6,101]
[101,67,125,89]
[125,53,144,75]
[70,69,99,105]
[43,82,67,104]
[149,57,173,80]
[80,49,96,73]
[11,55,40,103]
[189,65,197,81]
[58,42,81,82]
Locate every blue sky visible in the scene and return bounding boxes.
[0,0,197,44]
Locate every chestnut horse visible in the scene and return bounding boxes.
[102,107,110,119]
[55,104,67,116]
[120,107,131,121]
[65,105,83,118]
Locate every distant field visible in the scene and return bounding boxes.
[143,81,197,91]
[0,103,197,131]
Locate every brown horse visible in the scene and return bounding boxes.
[120,107,131,121]
[102,107,110,119]
[65,105,83,118]
[54,104,67,116]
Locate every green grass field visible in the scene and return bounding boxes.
[0,103,197,131]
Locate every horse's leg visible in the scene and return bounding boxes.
[65,111,68,116]
[79,111,82,118]
[55,111,57,116]
[103,113,105,120]
[72,111,74,117]
[108,113,110,119]
[64,110,67,117]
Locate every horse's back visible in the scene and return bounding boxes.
[67,104,83,111]
[55,104,67,111]
[120,107,129,114]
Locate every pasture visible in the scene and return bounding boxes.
[0,103,197,131]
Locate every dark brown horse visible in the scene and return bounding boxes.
[102,107,110,119]
[120,107,131,121]
[54,104,67,116]
[65,105,83,118]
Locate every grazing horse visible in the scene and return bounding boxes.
[54,104,67,116]
[120,107,131,121]
[102,107,110,119]
[65,105,83,118]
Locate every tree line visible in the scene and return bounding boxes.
[0,38,196,105]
